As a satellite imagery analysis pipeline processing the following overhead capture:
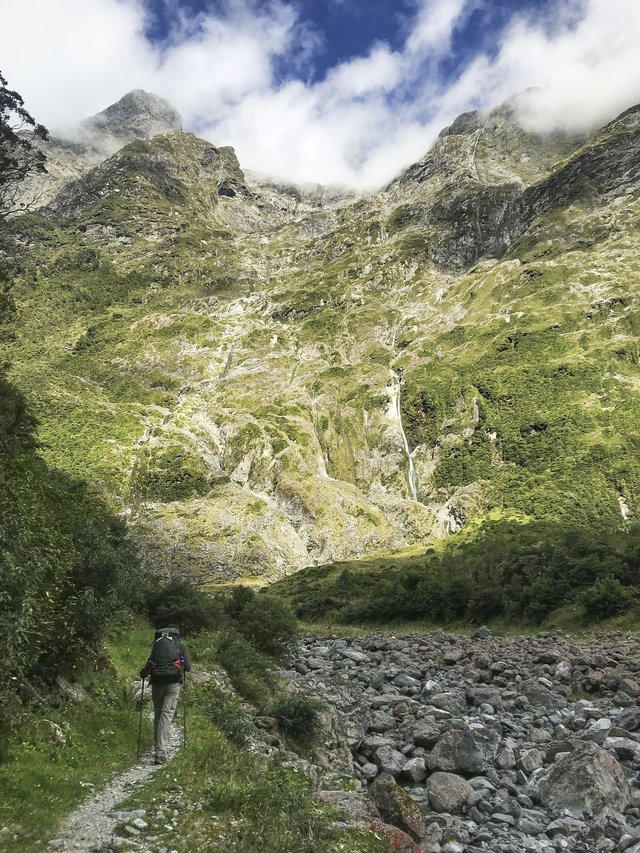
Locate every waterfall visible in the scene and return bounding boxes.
[389,370,419,502]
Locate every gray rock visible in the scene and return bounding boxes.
[401,756,427,783]
[342,649,369,663]
[518,748,545,773]
[535,741,631,818]
[393,673,422,689]
[496,745,516,770]
[603,735,640,760]
[360,762,379,781]
[468,686,503,709]
[430,727,501,774]
[521,680,567,710]
[426,772,473,814]
[430,692,467,715]
[374,745,407,777]
[409,719,442,748]
[368,710,396,733]
[617,708,640,732]
[583,718,612,744]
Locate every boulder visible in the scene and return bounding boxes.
[520,679,567,710]
[314,790,379,823]
[427,772,473,813]
[535,741,631,818]
[430,727,501,774]
[408,719,442,748]
[374,745,406,777]
[617,708,640,732]
[582,718,611,744]
[369,710,396,733]
[369,776,428,842]
[368,821,423,853]
[430,691,467,715]
[401,756,427,784]
[467,686,503,709]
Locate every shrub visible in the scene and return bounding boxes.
[580,575,632,622]
[270,692,324,741]
[224,585,256,620]
[207,684,253,745]
[239,595,297,657]
[145,579,222,636]
[216,630,277,707]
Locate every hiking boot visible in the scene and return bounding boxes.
[154,754,167,765]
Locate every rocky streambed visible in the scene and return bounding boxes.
[283,629,640,853]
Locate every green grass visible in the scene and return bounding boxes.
[116,671,389,853]
[0,623,152,852]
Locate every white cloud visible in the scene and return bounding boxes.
[1,0,639,189]
[406,0,470,54]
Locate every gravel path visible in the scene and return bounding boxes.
[48,706,182,852]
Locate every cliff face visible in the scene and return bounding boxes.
[3,92,640,581]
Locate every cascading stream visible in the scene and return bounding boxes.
[389,369,419,501]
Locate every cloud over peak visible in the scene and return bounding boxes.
[1,0,639,189]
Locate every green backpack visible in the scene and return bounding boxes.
[150,628,182,683]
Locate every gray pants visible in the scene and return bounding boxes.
[151,681,181,760]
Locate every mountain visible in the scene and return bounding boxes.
[3,92,640,583]
[79,89,182,145]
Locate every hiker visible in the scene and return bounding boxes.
[140,624,191,764]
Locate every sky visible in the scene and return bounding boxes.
[1,0,640,189]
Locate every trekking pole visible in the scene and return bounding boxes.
[137,677,145,758]
[183,671,188,748]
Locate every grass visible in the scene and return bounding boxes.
[0,622,153,852]
[115,670,389,853]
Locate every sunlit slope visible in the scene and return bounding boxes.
[2,103,639,581]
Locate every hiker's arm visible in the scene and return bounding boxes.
[140,657,152,679]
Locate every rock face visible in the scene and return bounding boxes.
[80,90,182,146]
[5,91,640,580]
[283,630,640,853]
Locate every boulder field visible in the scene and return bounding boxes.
[283,630,640,852]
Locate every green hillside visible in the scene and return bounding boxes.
[1,99,639,589]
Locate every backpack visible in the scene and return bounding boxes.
[149,628,182,683]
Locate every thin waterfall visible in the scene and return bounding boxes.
[390,369,419,501]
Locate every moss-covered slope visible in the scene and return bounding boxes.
[3,99,640,582]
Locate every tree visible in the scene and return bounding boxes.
[0,70,48,217]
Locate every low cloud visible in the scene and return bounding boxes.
[1,0,639,189]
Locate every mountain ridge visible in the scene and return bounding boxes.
[3,91,640,581]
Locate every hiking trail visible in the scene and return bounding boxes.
[48,705,182,852]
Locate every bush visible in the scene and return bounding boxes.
[216,630,277,707]
[207,684,253,745]
[239,595,297,657]
[580,575,632,622]
[224,585,256,620]
[145,579,222,636]
[270,692,323,741]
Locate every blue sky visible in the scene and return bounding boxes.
[141,0,560,86]
[1,0,639,187]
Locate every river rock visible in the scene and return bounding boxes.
[535,741,631,817]
[369,821,424,853]
[427,772,473,813]
[430,727,501,774]
[369,776,428,842]
[374,745,406,777]
[401,757,427,783]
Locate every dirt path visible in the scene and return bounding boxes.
[48,710,182,852]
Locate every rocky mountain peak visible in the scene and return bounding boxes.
[80,89,182,146]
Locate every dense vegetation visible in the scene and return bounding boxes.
[271,519,640,628]
[0,584,386,853]
[0,229,150,758]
